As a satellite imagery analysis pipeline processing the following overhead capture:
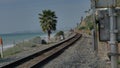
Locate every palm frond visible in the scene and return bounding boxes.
[38,9,57,33]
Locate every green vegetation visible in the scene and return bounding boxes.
[1,35,53,58]
[84,15,94,30]
[78,26,87,30]
[55,31,64,36]
[86,22,94,30]
[117,0,120,6]
[78,15,94,30]
[38,10,57,40]
[117,60,120,64]
[16,41,36,48]
[2,41,36,58]
[3,45,23,57]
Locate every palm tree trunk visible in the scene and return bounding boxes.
[48,30,51,40]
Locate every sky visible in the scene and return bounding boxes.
[0,0,90,34]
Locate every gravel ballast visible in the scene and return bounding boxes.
[0,33,110,68]
[43,34,104,68]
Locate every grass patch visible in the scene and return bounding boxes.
[118,60,120,64]
[1,36,57,58]
[3,46,23,57]
[16,41,36,48]
[2,41,37,58]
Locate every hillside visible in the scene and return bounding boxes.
[78,15,93,31]
[117,0,120,6]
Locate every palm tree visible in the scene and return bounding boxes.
[38,10,57,40]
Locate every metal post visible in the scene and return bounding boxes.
[91,0,98,55]
[92,29,95,50]
[109,8,118,68]
[91,1,99,67]
[0,37,3,58]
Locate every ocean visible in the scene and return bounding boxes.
[0,32,51,49]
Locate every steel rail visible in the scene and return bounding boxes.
[1,33,82,68]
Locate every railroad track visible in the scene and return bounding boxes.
[1,33,82,68]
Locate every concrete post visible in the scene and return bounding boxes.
[109,8,118,68]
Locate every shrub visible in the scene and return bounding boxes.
[78,26,87,30]
[87,22,94,30]
[55,31,64,36]
[55,31,65,40]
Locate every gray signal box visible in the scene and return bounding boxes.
[97,9,120,41]
[97,9,110,41]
